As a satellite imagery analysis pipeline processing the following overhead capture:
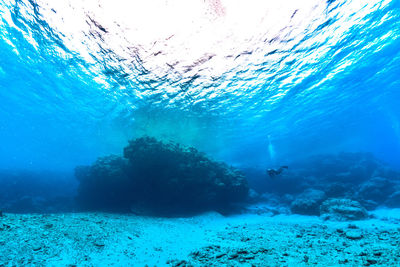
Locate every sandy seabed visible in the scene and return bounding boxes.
[1,208,400,266]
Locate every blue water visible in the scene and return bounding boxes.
[0,0,399,173]
[1,1,400,265]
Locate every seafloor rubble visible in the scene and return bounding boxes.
[75,137,249,214]
[0,211,399,266]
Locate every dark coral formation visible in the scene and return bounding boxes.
[75,155,132,210]
[75,137,249,214]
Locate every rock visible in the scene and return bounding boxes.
[347,224,358,229]
[228,253,238,259]
[303,255,309,263]
[359,199,379,211]
[0,223,11,231]
[243,152,400,215]
[291,189,326,215]
[366,258,378,265]
[320,198,368,221]
[93,241,105,247]
[247,189,261,202]
[357,177,396,205]
[324,182,354,198]
[75,155,131,211]
[385,191,400,208]
[345,230,363,240]
[166,259,193,267]
[283,194,294,204]
[32,244,42,251]
[215,253,226,259]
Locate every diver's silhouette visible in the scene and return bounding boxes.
[267,166,288,178]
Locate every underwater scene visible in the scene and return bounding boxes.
[1,0,400,266]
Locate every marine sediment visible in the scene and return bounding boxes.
[1,211,399,266]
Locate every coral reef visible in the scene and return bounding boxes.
[75,137,249,214]
[243,152,400,216]
[75,155,131,210]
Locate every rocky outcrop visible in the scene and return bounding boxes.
[75,155,132,210]
[320,198,368,221]
[385,190,400,208]
[356,177,396,209]
[75,136,249,214]
[244,152,400,212]
[290,189,326,215]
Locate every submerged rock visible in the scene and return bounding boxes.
[245,152,400,212]
[324,182,355,198]
[75,137,249,214]
[320,198,368,221]
[345,230,363,240]
[385,191,400,208]
[357,177,396,204]
[75,155,132,210]
[360,199,379,211]
[291,189,326,215]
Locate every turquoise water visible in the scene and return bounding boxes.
[0,0,399,172]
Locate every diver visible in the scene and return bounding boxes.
[267,166,288,178]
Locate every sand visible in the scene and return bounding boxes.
[1,209,400,266]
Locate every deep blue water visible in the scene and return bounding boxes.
[0,0,399,173]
